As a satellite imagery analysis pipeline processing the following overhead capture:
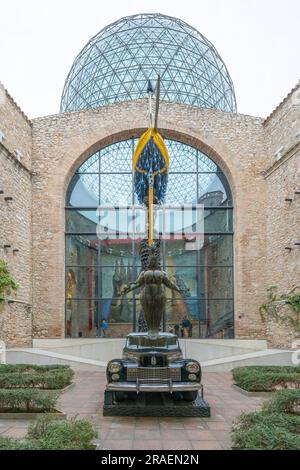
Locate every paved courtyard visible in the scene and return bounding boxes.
[0,365,264,450]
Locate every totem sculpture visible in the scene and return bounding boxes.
[121,77,186,337]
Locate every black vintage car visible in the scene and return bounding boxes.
[105,332,202,402]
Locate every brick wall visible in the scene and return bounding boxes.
[261,83,300,346]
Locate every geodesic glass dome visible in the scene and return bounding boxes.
[61,13,236,113]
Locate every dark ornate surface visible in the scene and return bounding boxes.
[103,391,211,417]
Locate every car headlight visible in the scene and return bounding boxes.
[186,361,200,373]
[111,373,120,381]
[188,373,197,381]
[108,361,122,373]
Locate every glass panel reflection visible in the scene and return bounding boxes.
[66,209,99,234]
[66,174,99,207]
[65,137,234,338]
[164,234,233,266]
[66,235,99,266]
[204,208,233,233]
[100,174,132,205]
[198,173,232,207]
[165,299,234,339]
[166,173,197,204]
[66,267,98,299]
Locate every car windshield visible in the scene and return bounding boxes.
[126,335,178,350]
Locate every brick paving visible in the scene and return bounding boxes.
[0,365,264,450]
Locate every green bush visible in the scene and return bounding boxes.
[263,389,300,414]
[0,389,57,412]
[0,364,70,373]
[0,369,74,390]
[231,411,300,450]
[0,437,36,450]
[232,366,300,392]
[0,260,18,301]
[0,364,73,390]
[28,415,98,450]
[0,415,98,450]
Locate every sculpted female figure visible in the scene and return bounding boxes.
[120,248,184,338]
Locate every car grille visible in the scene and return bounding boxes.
[127,367,181,382]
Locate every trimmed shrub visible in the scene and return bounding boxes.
[263,389,300,414]
[232,410,300,432]
[232,366,300,392]
[0,364,74,390]
[0,364,70,373]
[0,437,37,450]
[0,389,57,412]
[0,415,98,450]
[28,415,98,450]
[0,369,74,390]
[231,411,300,450]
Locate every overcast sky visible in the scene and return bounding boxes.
[0,0,299,119]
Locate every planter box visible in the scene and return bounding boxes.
[232,384,275,397]
[0,410,66,420]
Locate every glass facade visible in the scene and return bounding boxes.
[65,138,234,339]
[61,13,236,113]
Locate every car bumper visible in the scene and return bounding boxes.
[106,381,201,393]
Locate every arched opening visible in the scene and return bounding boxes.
[65,137,234,339]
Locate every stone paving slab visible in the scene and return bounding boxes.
[0,365,264,450]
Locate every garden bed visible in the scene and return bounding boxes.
[0,364,74,389]
[232,366,300,392]
[0,364,74,415]
[231,389,300,450]
[0,415,97,450]
[0,388,58,413]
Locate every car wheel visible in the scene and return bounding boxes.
[182,391,198,402]
[114,391,126,402]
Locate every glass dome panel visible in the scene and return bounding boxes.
[61,13,236,113]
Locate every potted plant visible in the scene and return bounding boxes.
[0,260,18,310]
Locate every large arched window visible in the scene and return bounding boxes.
[65,138,234,339]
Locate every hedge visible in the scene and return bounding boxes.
[263,388,300,414]
[0,369,74,390]
[231,411,300,450]
[0,415,97,450]
[0,389,57,412]
[231,382,300,450]
[232,366,300,392]
[0,364,74,389]
[0,364,70,373]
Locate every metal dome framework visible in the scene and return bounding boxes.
[61,13,237,113]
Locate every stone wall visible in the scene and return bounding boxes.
[0,302,32,348]
[262,84,300,347]
[0,86,33,346]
